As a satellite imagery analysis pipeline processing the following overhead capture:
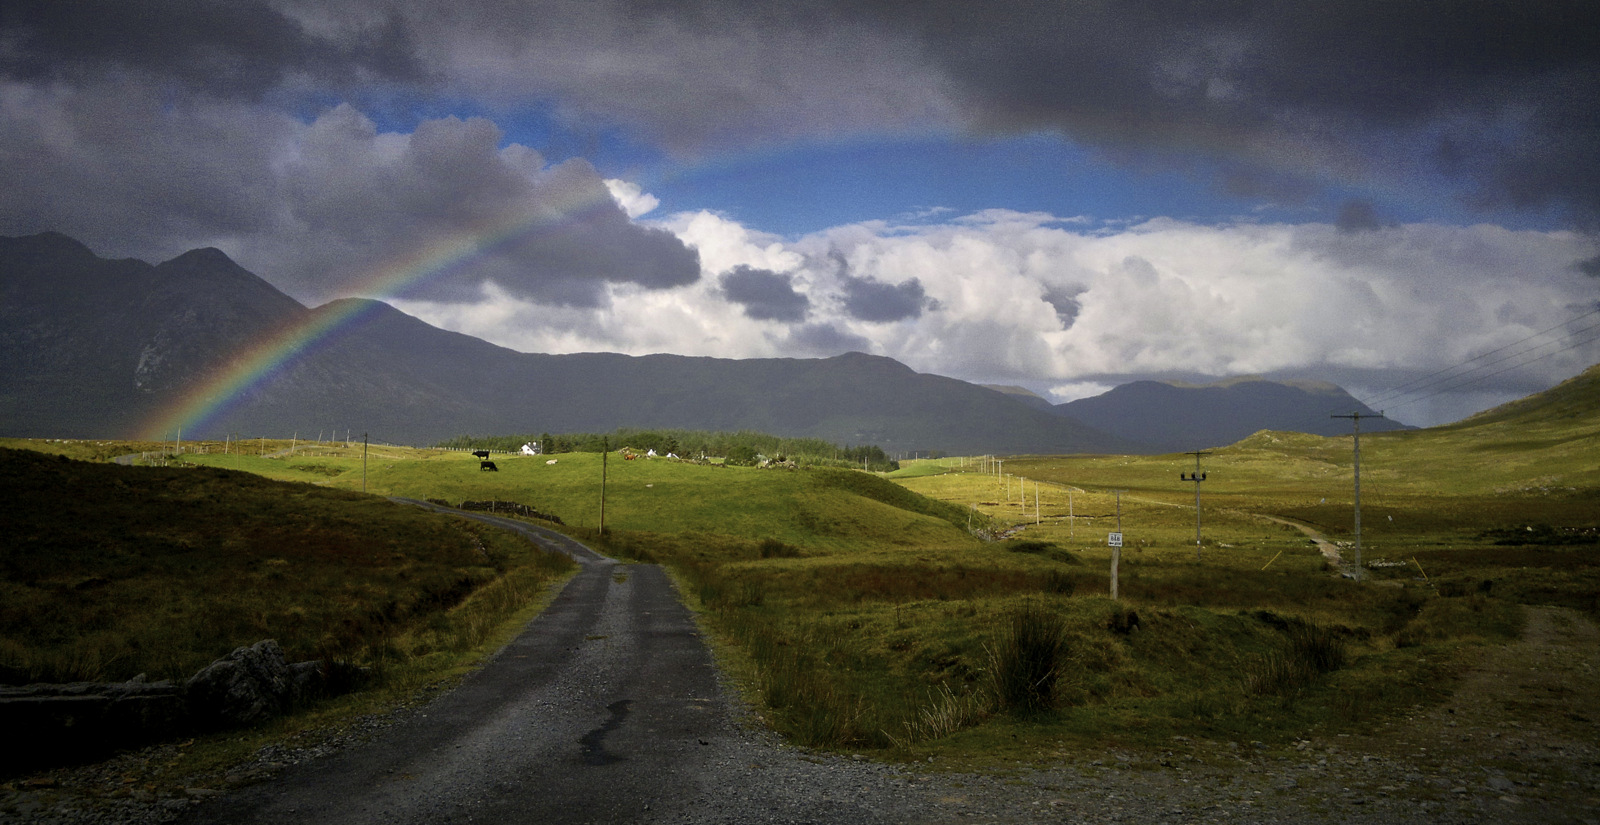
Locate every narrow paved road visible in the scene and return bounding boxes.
[179,504,928,825]
[183,505,713,824]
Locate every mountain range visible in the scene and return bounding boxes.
[1,232,1402,454]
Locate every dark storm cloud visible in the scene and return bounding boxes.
[0,92,699,306]
[450,0,1597,223]
[720,266,809,322]
[863,0,1600,222]
[839,274,934,323]
[1336,200,1383,234]
[4,0,1596,301]
[275,106,699,305]
[0,81,295,261]
[0,0,426,97]
[784,322,873,356]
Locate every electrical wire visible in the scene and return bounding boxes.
[1380,328,1600,414]
[1361,305,1600,410]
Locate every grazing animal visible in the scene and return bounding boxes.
[546,459,558,465]
[472,450,490,459]
[480,460,498,471]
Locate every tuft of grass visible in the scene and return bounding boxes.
[1245,619,1347,697]
[986,602,1068,715]
[891,683,991,745]
[1041,569,1076,595]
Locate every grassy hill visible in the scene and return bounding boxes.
[4,362,1594,769]
[0,447,575,686]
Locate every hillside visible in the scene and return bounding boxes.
[1443,361,1600,430]
[0,232,1125,455]
[0,446,574,687]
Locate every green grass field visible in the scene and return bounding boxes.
[1,365,1595,769]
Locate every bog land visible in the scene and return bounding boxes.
[0,366,1596,817]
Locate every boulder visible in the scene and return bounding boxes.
[184,640,300,728]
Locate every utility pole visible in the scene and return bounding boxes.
[1332,411,1383,581]
[600,436,609,535]
[1181,450,1211,560]
[362,432,368,493]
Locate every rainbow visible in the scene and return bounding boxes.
[138,192,617,441]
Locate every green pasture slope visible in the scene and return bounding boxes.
[3,363,1595,769]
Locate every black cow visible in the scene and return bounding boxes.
[472,450,491,459]
[480,460,498,471]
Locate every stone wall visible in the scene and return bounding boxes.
[0,640,361,776]
[457,499,565,525]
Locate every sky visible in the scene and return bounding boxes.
[3,0,1599,427]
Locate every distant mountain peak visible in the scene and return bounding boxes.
[1162,375,1344,394]
[1,231,99,262]
[1054,375,1409,453]
[825,351,916,374]
[160,247,238,268]
[983,384,1047,399]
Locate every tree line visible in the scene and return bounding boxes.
[436,428,898,472]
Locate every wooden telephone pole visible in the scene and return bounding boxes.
[1332,412,1384,581]
[1181,450,1211,560]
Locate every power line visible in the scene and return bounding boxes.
[1363,305,1600,406]
[1361,305,1600,411]
[1382,328,1600,413]
[1366,318,1600,410]
[1373,323,1600,414]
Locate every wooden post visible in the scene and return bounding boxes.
[1111,491,1124,601]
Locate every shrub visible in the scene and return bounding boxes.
[1106,605,1141,634]
[986,602,1068,715]
[724,445,759,466]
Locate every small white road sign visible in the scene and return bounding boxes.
[1108,532,1123,547]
